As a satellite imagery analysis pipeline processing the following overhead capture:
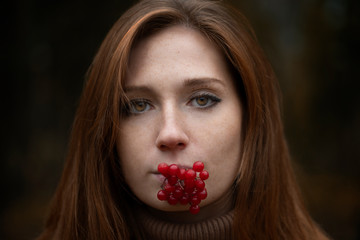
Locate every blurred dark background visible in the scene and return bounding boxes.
[2,0,359,239]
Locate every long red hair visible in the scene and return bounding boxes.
[38,0,329,239]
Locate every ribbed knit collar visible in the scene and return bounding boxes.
[133,206,234,240]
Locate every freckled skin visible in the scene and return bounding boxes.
[117,26,242,216]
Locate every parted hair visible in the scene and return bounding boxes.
[37,0,329,239]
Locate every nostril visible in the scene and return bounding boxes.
[177,142,186,149]
[159,144,167,151]
[158,142,186,151]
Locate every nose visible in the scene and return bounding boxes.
[155,108,189,151]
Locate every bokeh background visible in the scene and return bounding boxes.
[2,0,359,239]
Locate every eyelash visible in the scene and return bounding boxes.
[123,93,221,115]
[188,93,221,109]
[122,98,152,115]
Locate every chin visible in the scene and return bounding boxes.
[148,201,190,212]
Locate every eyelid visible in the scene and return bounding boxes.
[188,91,221,108]
[130,98,150,103]
[189,90,220,100]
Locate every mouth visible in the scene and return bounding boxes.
[152,173,166,183]
[151,164,193,174]
[151,163,193,182]
[177,164,192,170]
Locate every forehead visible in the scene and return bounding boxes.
[126,25,233,87]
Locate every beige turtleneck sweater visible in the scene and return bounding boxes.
[132,206,234,239]
[130,189,236,239]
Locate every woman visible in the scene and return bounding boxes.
[37,0,330,239]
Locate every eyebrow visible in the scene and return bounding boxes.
[183,77,225,88]
[124,77,225,93]
[124,85,152,94]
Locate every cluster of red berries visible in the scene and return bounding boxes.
[156,161,209,214]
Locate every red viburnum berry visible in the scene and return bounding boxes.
[168,195,178,205]
[177,168,186,180]
[190,195,201,205]
[173,186,183,199]
[157,190,168,201]
[199,170,209,180]
[185,169,196,180]
[189,205,200,214]
[163,183,175,194]
[157,161,209,214]
[197,188,207,200]
[168,175,178,185]
[179,193,189,205]
[184,186,195,194]
[195,179,205,190]
[193,161,204,172]
[168,164,179,176]
[184,179,195,189]
[158,163,169,176]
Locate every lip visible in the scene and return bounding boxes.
[151,163,193,174]
[151,164,193,181]
[153,173,166,183]
[177,164,192,170]
[151,163,195,180]
[155,164,192,171]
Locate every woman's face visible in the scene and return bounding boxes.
[118,25,242,213]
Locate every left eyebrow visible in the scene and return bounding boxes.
[183,77,226,88]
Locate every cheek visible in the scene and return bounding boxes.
[206,121,242,172]
[117,124,150,180]
[199,108,242,196]
[118,117,154,154]
[198,106,242,159]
